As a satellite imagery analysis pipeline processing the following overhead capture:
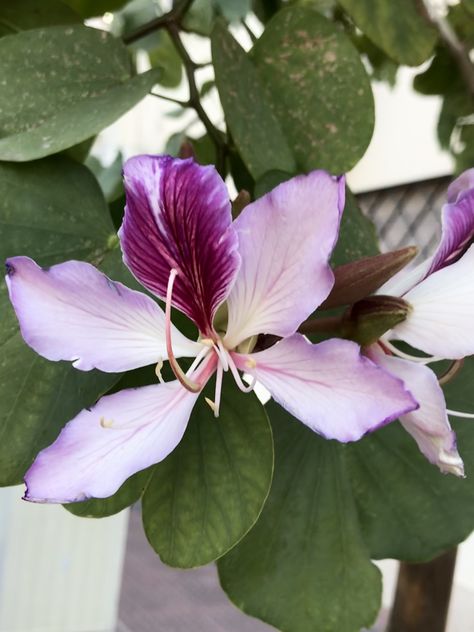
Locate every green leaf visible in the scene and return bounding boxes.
[64,467,153,517]
[338,0,437,66]
[215,0,251,22]
[463,0,474,14]
[86,154,124,202]
[142,380,273,568]
[0,25,159,161]
[0,0,79,37]
[413,48,461,96]
[212,21,296,179]
[0,156,122,485]
[183,0,214,36]
[218,401,381,632]
[251,6,375,174]
[61,0,130,18]
[332,188,378,266]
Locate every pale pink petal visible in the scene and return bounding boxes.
[392,245,474,359]
[369,345,464,476]
[233,334,417,442]
[224,171,344,348]
[23,353,217,503]
[5,257,201,372]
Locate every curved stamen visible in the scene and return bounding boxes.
[438,359,464,386]
[214,339,229,372]
[227,353,257,394]
[165,269,201,393]
[382,340,442,365]
[186,345,211,377]
[447,409,474,419]
[205,361,224,418]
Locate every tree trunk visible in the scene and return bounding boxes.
[387,548,457,632]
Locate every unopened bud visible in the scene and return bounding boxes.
[321,246,418,310]
[178,140,195,160]
[344,295,411,346]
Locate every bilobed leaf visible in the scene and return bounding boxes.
[347,357,474,562]
[142,381,273,568]
[212,21,296,179]
[0,0,79,37]
[0,25,159,161]
[218,401,381,632]
[64,467,153,517]
[338,0,437,66]
[0,156,125,485]
[251,6,375,174]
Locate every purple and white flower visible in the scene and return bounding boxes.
[6,155,417,503]
[370,169,474,477]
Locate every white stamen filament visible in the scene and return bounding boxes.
[447,409,474,419]
[165,268,201,393]
[382,340,442,365]
[185,346,211,377]
[227,353,257,394]
[215,339,229,371]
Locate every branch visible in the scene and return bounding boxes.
[166,23,228,175]
[123,0,194,45]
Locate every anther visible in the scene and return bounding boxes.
[155,359,164,384]
[100,416,114,428]
[245,357,257,369]
[205,397,218,414]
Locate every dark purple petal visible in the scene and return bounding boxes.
[447,168,474,203]
[120,155,240,336]
[428,178,474,275]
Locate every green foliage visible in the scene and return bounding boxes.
[338,0,437,66]
[212,21,296,179]
[251,6,374,174]
[0,25,159,161]
[218,401,382,632]
[142,380,273,568]
[61,0,130,18]
[0,156,124,485]
[0,0,79,37]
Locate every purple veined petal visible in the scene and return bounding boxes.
[447,168,474,203]
[224,171,345,349]
[120,155,240,336]
[368,345,464,476]
[5,257,202,373]
[427,186,474,276]
[232,334,417,442]
[24,355,218,503]
[391,244,474,359]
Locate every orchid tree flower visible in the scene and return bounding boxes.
[6,155,417,503]
[369,169,474,477]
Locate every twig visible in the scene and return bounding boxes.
[123,0,194,45]
[241,18,257,43]
[166,23,228,174]
[150,92,190,107]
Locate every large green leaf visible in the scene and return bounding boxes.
[0,0,79,37]
[218,402,381,632]
[338,0,437,66]
[251,6,375,174]
[349,358,474,562]
[142,380,273,568]
[212,21,296,179]
[0,25,159,161]
[0,156,124,485]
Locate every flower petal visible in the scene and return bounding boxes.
[224,171,345,348]
[24,381,199,502]
[233,334,417,442]
[427,186,474,275]
[5,256,201,372]
[120,155,240,336]
[369,345,464,476]
[447,168,474,203]
[391,244,474,358]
